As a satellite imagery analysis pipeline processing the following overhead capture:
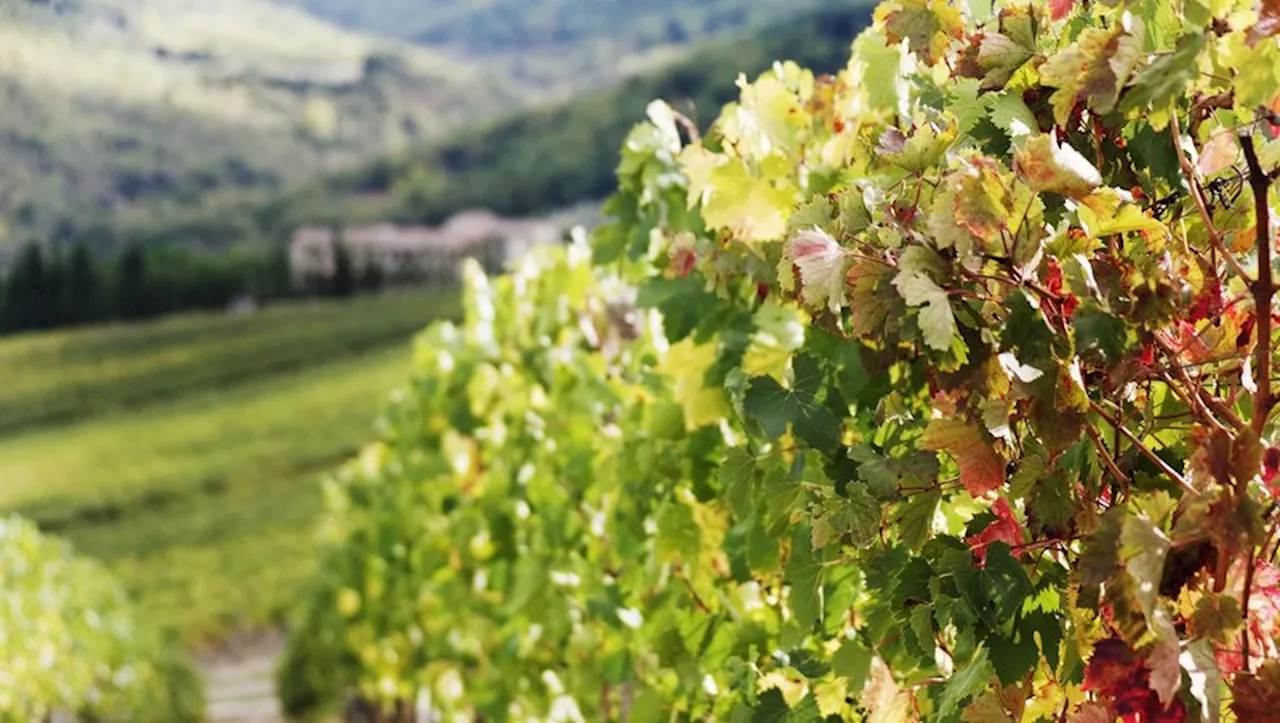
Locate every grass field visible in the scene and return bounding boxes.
[0,291,454,645]
[0,290,457,433]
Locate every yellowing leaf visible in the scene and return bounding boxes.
[921,417,1006,496]
[847,259,898,338]
[679,146,795,243]
[781,227,852,313]
[894,270,957,352]
[1039,18,1144,125]
[721,73,809,159]
[1076,188,1167,242]
[657,337,729,430]
[878,119,959,173]
[928,158,1014,259]
[1013,134,1101,198]
[876,0,965,65]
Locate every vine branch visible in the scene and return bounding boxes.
[1241,132,1274,436]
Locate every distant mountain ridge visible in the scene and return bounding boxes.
[0,0,519,243]
[102,4,875,255]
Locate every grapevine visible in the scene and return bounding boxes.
[288,0,1280,719]
[0,515,204,722]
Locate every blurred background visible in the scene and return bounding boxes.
[0,0,871,719]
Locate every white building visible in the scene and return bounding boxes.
[289,210,564,287]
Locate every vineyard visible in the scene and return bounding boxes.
[12,0,1280,719]
[281,0,1280,720]
[0,290,459,721]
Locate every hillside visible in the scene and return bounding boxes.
[0,290,457,643]
[289,0,841,91]
[0,0,851,248]
[110,5,875,250]
[0,0,520,243]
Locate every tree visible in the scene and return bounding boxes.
[63,243,99,324]
[330,236,355,298]
[359,253,384,293]
[3,242,48,331]
[114,245,149,319]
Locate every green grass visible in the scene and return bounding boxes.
[0,291,454,645]
[0,290,456,433]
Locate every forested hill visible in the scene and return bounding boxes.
[287,0,844,92]
[0,0,841,245]
[128,4,877,249]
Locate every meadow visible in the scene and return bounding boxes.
[0,290,456,645]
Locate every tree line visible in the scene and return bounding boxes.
[0,238,382,334]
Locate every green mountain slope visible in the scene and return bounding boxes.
[200,6,876,242]
[289,0,840,90]
[0,0,517,242]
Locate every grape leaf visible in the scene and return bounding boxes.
[1119,513,1170,619]
[786,525,826,630]
[966,498,1024,565]
[929,159,1013,259]
[781,227,852,313]
[1190,593,1243,646]
[878,120,959,174]
[832,638,873,691]
[847,259,899,339]
[977,30,1035,91]
[1120,33,1208,114]
[921,417,1005,496]
[812,486,881,549]
[962,692,1015,723]
[744,355,841,453]
[1039,21,1143,125]
[938,648,996,717]
[893,271,957,352]
[1232,660,1280,720]
[875,0,965,65]
[897,485,941,551]
[1013,133,1101,198]
[721,447,757,518]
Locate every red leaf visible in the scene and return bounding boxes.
[920,417,1006,496]
[1189,276,1225,323]
[671,249,697,278]
[1265,447,1280,494]
[965,497,1024,565]
[1048,0,1078,21]
[1084,637,1187,722]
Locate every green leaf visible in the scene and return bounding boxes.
[1191,593,1243,646]
[722,447,758,518]
[989,91,1039,139]
[1039,22,1143,125]
[812,486,882,549]
[876,0,965,65]
[847,259,899,339]
[938,648,995,717]
[897,486,941,551]
[1120,33,1207,113]
[1073,303,1131,365]
[655,500,701,563]
[893,270,957,352]
[744,355,841,453]
[832,638,873,691]
[786,525,825,630]
[1119,513,1171,619]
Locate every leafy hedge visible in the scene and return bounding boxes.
[0,515,204,722]
[285,0,1280,719]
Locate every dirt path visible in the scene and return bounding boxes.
[199,632,286,723]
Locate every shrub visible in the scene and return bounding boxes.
[0,515,204,722]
